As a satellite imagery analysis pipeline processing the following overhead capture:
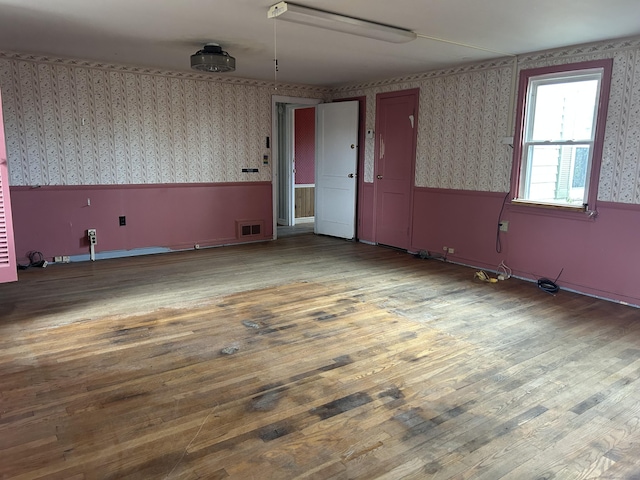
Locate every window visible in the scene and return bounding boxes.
[512,59,613,210]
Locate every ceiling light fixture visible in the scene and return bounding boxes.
[267,2,417,44]
[190,43,236,73]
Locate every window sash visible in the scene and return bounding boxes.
[520,141,594,205]
[525,73,601,144]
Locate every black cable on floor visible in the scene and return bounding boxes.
[537,268,564,295]
[17,251,47,270]
[537,278,559,294]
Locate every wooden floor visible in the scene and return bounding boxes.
[277,222,315,238]
[1,234,639,479]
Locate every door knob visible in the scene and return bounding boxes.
[351,144,356,149]
[377,175,383,179]
[348,173,355,178]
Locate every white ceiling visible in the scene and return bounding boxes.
[0,0,638,86]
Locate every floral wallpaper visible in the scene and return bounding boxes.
[0,52,328,186]
[333,37,640,204]
[2,35,640,204]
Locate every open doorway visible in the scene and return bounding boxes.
[272,96,321,238]
[292,106,316,226]
[271,96,365,241]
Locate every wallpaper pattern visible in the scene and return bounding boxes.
[2,36,640,204]
[0,53,328,186]
[334,37,640,204]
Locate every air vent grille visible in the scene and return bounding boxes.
[0,180,9,266]
[237,221,264,239]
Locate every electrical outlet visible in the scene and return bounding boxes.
[448,247,455,254]
[194,244,200,250]
[119,216,126,226]
[54,256,63,263]
[87,229,97,245]
[62,256,70,263]
[499,220,509,232]
[443,246,448,251]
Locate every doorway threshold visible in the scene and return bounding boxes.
[277,223,315,238]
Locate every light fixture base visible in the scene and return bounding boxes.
[190,43,236,73]
[267,1,416,44]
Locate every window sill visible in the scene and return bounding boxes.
[512,199,586,211]
[509,199,596,221]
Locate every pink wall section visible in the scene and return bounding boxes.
[358,183,375,243]
[410,188,640,306]
[294,108,315,185]
[9,182,273,263]
[505,202,640,305]
[411,188,505,268]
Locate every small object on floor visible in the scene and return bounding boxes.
[497,260,512,280]
[242,320,260,329]
[220,344,239,355]
[17,250,48,270]
[537,278,560,294]
[475,270,498,283]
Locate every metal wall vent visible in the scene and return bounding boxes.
[237,221,264,238]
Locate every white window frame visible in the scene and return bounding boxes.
[511,59,613,213]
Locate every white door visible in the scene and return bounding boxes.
[315,101,358,239]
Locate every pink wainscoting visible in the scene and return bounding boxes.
[358,183,376,243]
[10,182,273,263]
[411,188,505,267]
[506,201,640,305]
[411,187,640,306]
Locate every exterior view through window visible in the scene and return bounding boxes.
[513,60,612,209]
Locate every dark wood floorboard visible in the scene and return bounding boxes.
[0,234,639,479]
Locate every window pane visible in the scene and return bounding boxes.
[572,147,589,189]
[525,144,589,205]
[529,79,599,142]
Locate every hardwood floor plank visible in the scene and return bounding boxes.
[1,234,639,478]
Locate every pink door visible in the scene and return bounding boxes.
[374,89,419,250]
[0,89,18,283]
